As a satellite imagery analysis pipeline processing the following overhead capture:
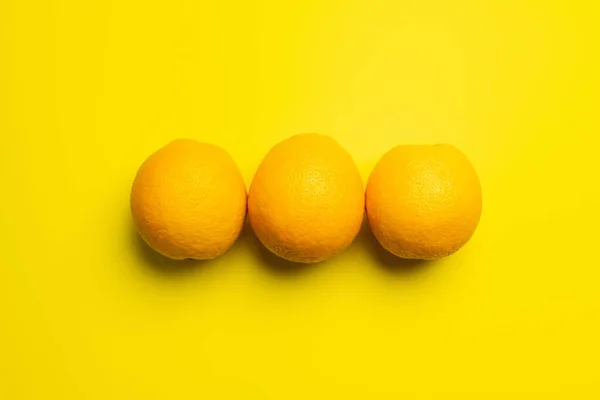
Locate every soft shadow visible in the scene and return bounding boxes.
[130,225,207,277]
[238,221,322,277]
[357,220,436,276]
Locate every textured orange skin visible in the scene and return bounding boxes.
[130,139,247,260]
[248,134,365,263]
[366,144,482,260]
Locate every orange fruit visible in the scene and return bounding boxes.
[366,144,482,260]
[248,134,364,263]
[130,139,247,260]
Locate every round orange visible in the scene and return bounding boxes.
[366,144,482,260]
[130,139,247,260]
[248,134,364,263]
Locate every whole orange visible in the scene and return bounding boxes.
[366,144,482,260]
[248,134,364,263]
[131,139,247,260]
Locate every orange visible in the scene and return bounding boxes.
[248,134,364,263]
[366,144,482,260]
[130,139,247,260]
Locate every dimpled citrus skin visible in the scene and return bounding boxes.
[248,134,365,263]
[366,144,482,260]
[131,139,247,260]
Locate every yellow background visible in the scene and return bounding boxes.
[1,0,599,398]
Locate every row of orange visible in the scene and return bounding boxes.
[131,134,482,264]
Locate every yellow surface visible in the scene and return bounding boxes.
[1,0,599,398]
